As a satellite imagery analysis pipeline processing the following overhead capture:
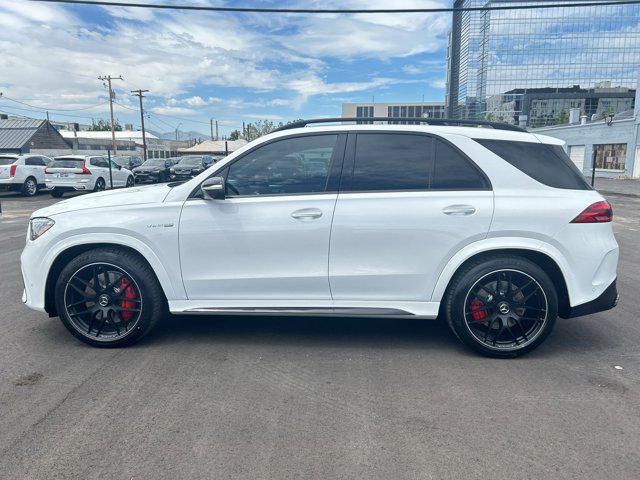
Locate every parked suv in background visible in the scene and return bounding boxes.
[133,157,178,183]
[169,155,215,180]
[45,155,134,197]
[21,118,618,357]
[113,155,143,171]
[0,154,52,196]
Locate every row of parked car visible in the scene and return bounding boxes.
[0,153,219,197]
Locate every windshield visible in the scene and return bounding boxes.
[112,156,129,166]
[142,159,166,167]
[50,158,84,168]
[177,156,202,166]
[0,157,17,165]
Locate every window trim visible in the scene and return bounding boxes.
[189,132,347,199]
[340,131,492,194]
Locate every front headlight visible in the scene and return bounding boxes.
[169,168,175,173]
[29,217,55,241]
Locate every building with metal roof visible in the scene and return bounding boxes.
[0,118,70,154]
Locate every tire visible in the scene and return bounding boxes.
[54,247,166,347]
[21,177,38,197]
[444,255,558,358]
[50,188,64,198]
[93,177,106,192]
[126,176,134,188]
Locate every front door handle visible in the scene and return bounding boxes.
[291,208,323,220]
[442,204,476,216]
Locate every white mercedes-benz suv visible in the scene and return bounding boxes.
[20,118,619,357]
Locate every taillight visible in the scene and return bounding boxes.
[80,160,91,175]
[9,164,17,177]
[44,167,51,174]
[571,201,613,223]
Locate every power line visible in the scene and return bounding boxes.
[28,0,640,14]
[0,94,108,112]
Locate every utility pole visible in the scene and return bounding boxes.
[210,119,214,141]
[131,89,149,161]
[215,120,219,141]
[98,75,123,155]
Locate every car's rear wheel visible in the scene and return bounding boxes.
[126,176,134,188]
[54,248,166,347]
[50,188,64,198]
[445,255,557,358]
[21,177,38,197]
[94,177,106,192]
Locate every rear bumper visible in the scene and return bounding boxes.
[562,279,618,319]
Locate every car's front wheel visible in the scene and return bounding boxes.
[54,248,166,347]
[445,255,558,358]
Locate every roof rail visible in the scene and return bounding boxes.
[273,117,527,133]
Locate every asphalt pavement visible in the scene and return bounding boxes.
[0,183,639,479]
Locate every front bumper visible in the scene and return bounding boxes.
[170,173,195,181]
[134,172,162,183]
[563,279,618,318]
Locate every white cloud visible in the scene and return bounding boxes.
[151,106,197,115]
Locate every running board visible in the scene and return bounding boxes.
[180,307,414,316]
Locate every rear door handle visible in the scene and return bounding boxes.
[291,208,323,220]
[442,204,476,216]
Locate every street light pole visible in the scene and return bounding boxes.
[131,89,150,162]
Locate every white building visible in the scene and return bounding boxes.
[342,102,446,123]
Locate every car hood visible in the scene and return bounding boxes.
[33,184,172,218]
[134,166,162,172]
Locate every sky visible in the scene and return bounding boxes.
[0,0,452,137]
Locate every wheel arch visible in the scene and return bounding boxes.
[44,241,177,316]
[434,246,571,318]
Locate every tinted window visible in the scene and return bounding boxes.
[432,140,489,190]
[351,134,432,191]
[226,134,337,196]
[90,157,109,168]
[26,157,45,166]
[50,158,83,168]
[475,139,591,190]
[0,157,17,165]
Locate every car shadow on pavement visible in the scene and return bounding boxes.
[145,314,466,353]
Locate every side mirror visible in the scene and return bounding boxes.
[201,176,225,200]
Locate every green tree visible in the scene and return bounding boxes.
[243,119,304,141]
[228,129,241,140]
[89,118,122,131]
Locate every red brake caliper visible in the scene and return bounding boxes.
[119,277,137,321]
[470,299,488,323]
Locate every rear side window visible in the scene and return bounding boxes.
[90,157,109,168]
[351,133,432,191]
[475,139,591,190]
[26,157,46,166]
[432,140,490,190]
[50,158,83,168]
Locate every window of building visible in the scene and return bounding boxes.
[356,106,374,124]
[350,134,432,191]
[594,143,627,171]
[226,134,337,196]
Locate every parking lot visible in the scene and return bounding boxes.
[0,180,639,479]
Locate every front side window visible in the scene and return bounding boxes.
[350,133,432,191]
[225,134,337,196]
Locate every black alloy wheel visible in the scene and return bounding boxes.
[126,176,135,187]
[55,248,166,347]
[63,263,143,342]
[445,255,558,358]
[463,270,548,350]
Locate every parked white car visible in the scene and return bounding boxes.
[21,119,619,357]
[0,154,52,196]
[44,155,134,197]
